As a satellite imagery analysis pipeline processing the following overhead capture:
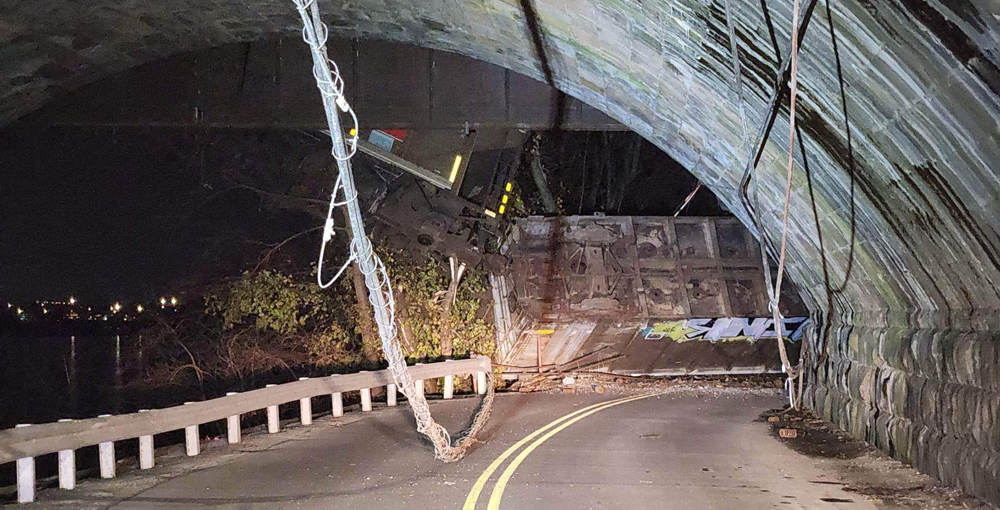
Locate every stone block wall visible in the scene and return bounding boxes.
[806,311,1000,503]
[1,0,999,503]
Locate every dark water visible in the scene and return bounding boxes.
[1,334,128,429]
[0,332,234,494]
[0,334,129,494]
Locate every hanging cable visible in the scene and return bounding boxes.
[737,0,820,237]
[726,0,816,407]
[291,0,493,461]
[771,0,804,408]
[316,174,361,288]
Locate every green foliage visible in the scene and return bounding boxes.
[204,269,362,368]
[305,321,356,366]
[451,270,495,357]
[381,249,496,361]
[205,270,334,334]
[136,249,497,389]
[512,195,528,217]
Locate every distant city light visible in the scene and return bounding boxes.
[136,304,144,313]
[160,297,167,307]
[16,307,23,315]
[6,303,11,309]
[68,296,77,305]
[112,302,122,313]
[170,296,178,306]
[42,308,48,314]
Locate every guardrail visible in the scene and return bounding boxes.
[0,357,491,503]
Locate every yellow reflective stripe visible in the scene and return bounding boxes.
[486,392,663,510]
[449,155,463,183]
[462,395,637,510]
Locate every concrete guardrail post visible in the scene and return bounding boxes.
[360,387,372,412]
[225,392,241,444]
[331,391,344,417]
[476,370,487,395]
[299,378,312,425]
[56,419,75,490]
[138,434,154,470]
[443,375,454,399]
[358,372,372,412]
[183,403,200,456]
[331,374,344,417]
[387,384,397,407]
[15,424,33,503]
[443,360,455,399]
[97,415,115,478]
[414,363,425,399]
[138,410,154,470]
[265,384,280,433]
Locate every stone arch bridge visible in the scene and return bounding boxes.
[2,0,999,503]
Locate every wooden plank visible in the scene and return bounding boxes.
[0,357,489,464]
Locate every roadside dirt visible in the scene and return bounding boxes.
[508,372,785,395]
[760,407,995,510]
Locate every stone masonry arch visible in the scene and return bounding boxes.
[2,0,999,502]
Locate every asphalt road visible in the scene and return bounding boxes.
[34,389,878,509]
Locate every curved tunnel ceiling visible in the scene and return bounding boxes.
[3,0,1000,323]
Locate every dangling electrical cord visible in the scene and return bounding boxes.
[737,0,819,232]
[729,0,817,408]
[721,0,781,315]
[292,0,493,461]
[772,0,804,408]
[317,174,360,288]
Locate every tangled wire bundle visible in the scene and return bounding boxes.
[291,0,494,461]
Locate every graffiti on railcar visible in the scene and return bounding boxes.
[641,317,809,343]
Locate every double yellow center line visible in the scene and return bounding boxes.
[463,392,664,510]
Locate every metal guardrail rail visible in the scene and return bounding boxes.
[1,357,491,503]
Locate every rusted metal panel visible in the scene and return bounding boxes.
[503,216,807,375]
[509,216,791,321]
[509,216,645,319]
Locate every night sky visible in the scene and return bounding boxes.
[1,128,177,302]
[0,125,352,306]
[0,126,230,304]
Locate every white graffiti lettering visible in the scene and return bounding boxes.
[641,317,809,343]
